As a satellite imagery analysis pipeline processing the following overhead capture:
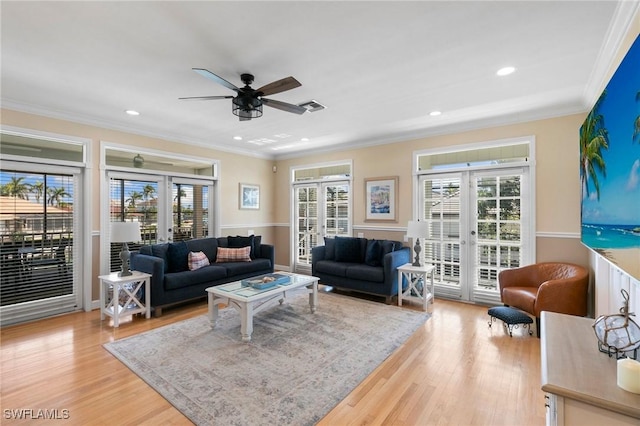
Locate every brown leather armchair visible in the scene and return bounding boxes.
[498,262,589,336]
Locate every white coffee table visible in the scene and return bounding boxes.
[206,273,319,342]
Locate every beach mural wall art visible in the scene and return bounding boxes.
[580,34,640,280]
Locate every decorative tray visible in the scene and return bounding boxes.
[241,273,290,289]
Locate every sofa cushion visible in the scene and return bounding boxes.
[188,251,210,271]
[221,258,271,276]
[365,240,382,266]
[186,238,217,263]
[228,235,260,259]
[346,264,385,283]
[324,237,336,260]
[216,246,252,263]
[166,241,189,272]
[334,236,363,263]
[142,243,169,273]
[252,235,262,258]
[381,240,399,256]
[315,260,350,277]
[164,265,228,291]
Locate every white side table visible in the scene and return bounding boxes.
[397,263,435,311]
[98,271,151,327]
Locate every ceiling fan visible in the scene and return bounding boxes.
[179,68,307,121]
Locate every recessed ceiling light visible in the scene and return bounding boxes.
[125,110,140,116]
[300,138,309,142]
[233,136,242,140]
[429,111,442,117]
[496,66,516,76]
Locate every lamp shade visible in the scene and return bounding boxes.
[110,221,141,243]
[406,220,429,238]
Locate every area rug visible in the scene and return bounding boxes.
[104,291,429,425]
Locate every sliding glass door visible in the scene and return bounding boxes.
[0,165,81,321]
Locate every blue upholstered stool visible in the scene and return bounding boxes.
[488,306,533,337]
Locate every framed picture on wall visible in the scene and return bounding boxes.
[239,183,260,210]
[365,176,398,222]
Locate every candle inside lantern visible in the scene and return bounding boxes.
[617,358,640,394]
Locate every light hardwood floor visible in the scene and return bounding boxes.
[1,293,546,425]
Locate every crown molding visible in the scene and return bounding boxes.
[1,99,276,160]
[582,0,640,108]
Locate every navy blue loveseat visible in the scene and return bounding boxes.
[311,236,410,303]
[131,236,274,315]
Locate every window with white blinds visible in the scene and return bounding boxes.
[0,170,76,307]
[108,177,157,272]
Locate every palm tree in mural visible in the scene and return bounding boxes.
[1,176,31,200]
[634,91,640,144]
[31,181,44,203]
[580,91,609,201]
[47,186,70,207]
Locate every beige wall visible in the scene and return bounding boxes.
[1,108,277,300]
[1,107,592,299]
[276,113,590,267]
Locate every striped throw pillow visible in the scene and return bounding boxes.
[188,251,210,270]
[216,246,252,263]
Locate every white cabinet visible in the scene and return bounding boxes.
[541,312,640,426]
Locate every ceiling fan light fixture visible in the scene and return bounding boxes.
[232,96,263,120]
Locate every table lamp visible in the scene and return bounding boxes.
[110,221,141,277]
[406,220,429,267]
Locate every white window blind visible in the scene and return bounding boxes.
[0,170,76,307]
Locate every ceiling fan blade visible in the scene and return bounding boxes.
[178,95,234,101]
[262,98,307,115]
[192,68,239,92]
[256,76,301,96]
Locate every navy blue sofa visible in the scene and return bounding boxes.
[131,236,274,315]
[311,236,410,303]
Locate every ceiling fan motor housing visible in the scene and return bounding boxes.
[240,73,255,86]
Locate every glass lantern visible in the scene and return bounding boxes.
[593,289,640,360]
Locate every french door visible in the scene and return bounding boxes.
[107,173,213,272]
[419,167,530,304]
[293,181,350,273]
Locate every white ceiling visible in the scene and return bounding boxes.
[1,1,636,159]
